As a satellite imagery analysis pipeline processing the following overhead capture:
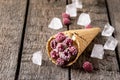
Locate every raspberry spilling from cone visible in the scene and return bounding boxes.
[50,32,78,66]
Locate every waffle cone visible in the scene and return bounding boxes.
[46,27,101,66]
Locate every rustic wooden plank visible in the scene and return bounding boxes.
[68,0,120,80]
[0,0,27,80]
[19,0,69,80]
[106,0,120,69]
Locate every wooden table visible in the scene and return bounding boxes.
[0,0,120,80]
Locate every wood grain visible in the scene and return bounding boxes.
[0,0,27,80]
[106,0,120,67]
[19,0,69,80]
[68,0,120,80]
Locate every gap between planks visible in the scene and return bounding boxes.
[66,0,71,80]
[105,0,120,71]
[14,0,30,80]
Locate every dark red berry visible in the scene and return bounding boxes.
[50,39,57,49]
[55,32,66,42]
[62,13,70,19]
[63,18,71,25]
[83,61,93,72]
[63,38,73,47]
[50,49,59,59]
[56,58,65,66]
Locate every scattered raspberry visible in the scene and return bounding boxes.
[63,18,71,25]
[62,13,70,19]
[83,61,93,72]
[50,39,57,49]
[56,58,65,66]
[85,24,92,29]
[55,32,66,42]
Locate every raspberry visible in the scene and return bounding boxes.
[56,58,65,66]
[50,39,57,49]
[69,46,78,55]
[85,24,92,29]
[63,18,71,25]
[56,43,66,52]
[62,13,70,19]
[83,61,93,72]
[50,49,59,59]
[63,38,73,47]
[59,51,71,61]
[55,32,66,42]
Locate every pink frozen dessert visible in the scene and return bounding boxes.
[49,32,78,66]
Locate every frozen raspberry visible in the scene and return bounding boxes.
[63,18,71,25]
[50,49,59,59]
[55,32,66,42]
[85,24,92,29]
[50,39,57,49]
[83,61,93,72]
[62,13,70,19]
[69,46,78,55]
[56,43,66,52]
[59,51,71,61]
[63,38,73,47]
[56,58,65,66]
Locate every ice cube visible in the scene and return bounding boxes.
[32,51,42,66]
[66,3,77,17]
[104,36,118,50]
[77,13,91,26]
[48,17,63,30]
[101,23,114,36]
[72,0,82,9]
[91,44,104,59]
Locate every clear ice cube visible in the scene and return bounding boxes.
[48,17,63,30]
[101,23,114,36]
[91,44,104,59]
[32,51,42,66]
[72,0,82,9]
[77,13,91,26]
[66,3,77,17]
[104,36,118,50]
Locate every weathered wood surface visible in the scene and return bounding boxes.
[68,0,120,80]
[106,0,120,63]
[0,0,27,80]
[0,0,120,80]
[19,0,69,80]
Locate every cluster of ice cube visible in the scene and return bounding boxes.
[66,0,91,27]
[66,0,82,17]
[91,23,118,59]
[102,23,118,51]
